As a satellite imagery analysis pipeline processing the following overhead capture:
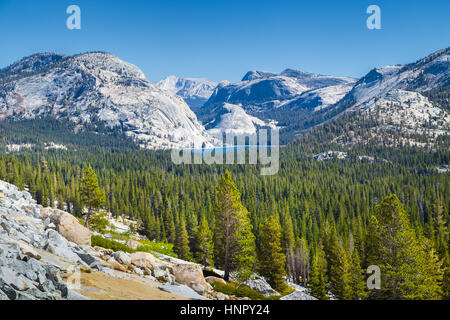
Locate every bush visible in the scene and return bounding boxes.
[91,235,178,258]
[88,212,110,233]
[91,235,134,253]
[136,239,177,258]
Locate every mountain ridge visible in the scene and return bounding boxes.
[0,52,215,150]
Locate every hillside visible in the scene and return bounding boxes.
[0,52,214,150]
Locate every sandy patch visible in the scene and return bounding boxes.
[62,271,187,300]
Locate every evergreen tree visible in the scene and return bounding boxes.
[258,215,287,292]
[175,217,192,261]
[309,247,328,300]
[195,214,215,267]
[330,240,352,300]
[349,246,367,300]
[367,194,444,300]
[213,170,256,281]
[80,165,105,228]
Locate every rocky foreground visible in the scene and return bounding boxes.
[0,179,314,300]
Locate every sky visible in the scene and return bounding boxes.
[0,0,449,83]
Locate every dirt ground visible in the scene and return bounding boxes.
[62,271,187,300]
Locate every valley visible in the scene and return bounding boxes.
[0,47,449,301]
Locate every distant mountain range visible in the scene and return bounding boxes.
[0,48,448,150]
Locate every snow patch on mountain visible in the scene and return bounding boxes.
[156,75,218,109]
[206,103,276,136]
[283,83,355,111]
[360,90,449,135]
[348,48,450,108]
[0,52,215,150]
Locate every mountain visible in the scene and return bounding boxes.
[317,48,450,148]
[340,48,450,111]
[198,48,449,146]
[156,75,217,110]
[198,69,356,143]
[0,52,214,150]
[204,69,355,110]
[203,103,276,137]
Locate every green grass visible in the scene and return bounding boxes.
[91,235,134,253]
[106,230,134,241]
[91,235,178,258]
[137,239,178,258]
[211,282,283,300]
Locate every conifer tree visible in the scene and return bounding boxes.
[175,217,192,261]
[214,170,256,281]
[80,165,105,228]
[349,246,367,300]
[330,241,352,300]
[258,215,287,292]
[295,239,310,285]
[367,194,444,300]
[195,214,215,267]
[309,247,328,300]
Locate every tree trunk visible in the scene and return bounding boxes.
[224,204,231,281]
[84,206,92,228]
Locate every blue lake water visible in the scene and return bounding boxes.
[190,145,274,153]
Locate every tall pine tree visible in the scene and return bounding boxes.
[214,170,256,281]
[258,215,287,292]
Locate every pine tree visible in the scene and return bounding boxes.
[258,215,287,292]
[214,170,256,281]
[349,246,367,300]
[165,210,176,244]
[330,240,352,300]
[293,238,309,285]
[80,165,105,228]
[367,194,444,300]
[175,217,192,261]
[195,214,215,267]
[309,247,328,300]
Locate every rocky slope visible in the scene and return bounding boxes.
[156,75,218,110]
[202,69,356,112]
[200,48,449,145]
[1,179,315,301]
[322,48,450,148]
[197,69,356,143]
[203,103,276,137]
[0,52,214,150]
[0,179,210,300]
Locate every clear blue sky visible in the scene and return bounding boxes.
[0,0,449,82]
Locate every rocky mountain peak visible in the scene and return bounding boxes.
[0,52,215,150]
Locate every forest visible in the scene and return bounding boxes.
[0,128,448,299]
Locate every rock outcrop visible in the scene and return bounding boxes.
[238,279,280,297]
[40,208,91,246]
[172,263,208,295]
[126,239,142,250]
[130,252,157,269]
[0,180,90,300]
[280,290,317,300]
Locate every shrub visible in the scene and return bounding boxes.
[88,212,110,233]
[136,239,177,258]
[91,235,134,253]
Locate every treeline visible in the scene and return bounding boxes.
[0,143,448,299]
